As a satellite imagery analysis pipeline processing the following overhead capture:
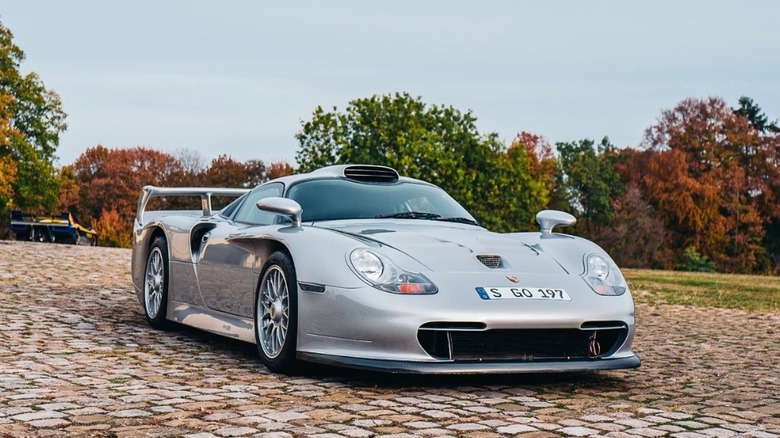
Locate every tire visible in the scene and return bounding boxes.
[255,251,298,374]
[143,236,170,329]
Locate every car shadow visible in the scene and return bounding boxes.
[302,364,632,390]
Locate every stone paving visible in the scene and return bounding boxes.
[0,241,778,438]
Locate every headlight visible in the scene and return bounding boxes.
[350,249,384,281]
[588,255,609,279]
[349,248,438,295]
[582,253,627,296]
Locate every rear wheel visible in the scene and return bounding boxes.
[143,236,169,329]
[255,251,298,374]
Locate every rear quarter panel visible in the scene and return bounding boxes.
[131,212,206,304]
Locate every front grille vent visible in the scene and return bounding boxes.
[343,165,399,183]
[417,327,629,362]
[477,255,502,268]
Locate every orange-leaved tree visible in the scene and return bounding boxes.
[71,146,184,247]
[635,96,778,272]
[266,161,294,180]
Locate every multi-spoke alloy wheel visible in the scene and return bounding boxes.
[255,251,298,373]
[258,265,289,358]
[143,237,169,328]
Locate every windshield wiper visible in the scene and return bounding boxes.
[375,211,442,220]
[434,217,481,226]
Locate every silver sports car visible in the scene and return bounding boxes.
[132,164,640,374]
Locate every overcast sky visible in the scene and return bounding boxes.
[1,1,778,167]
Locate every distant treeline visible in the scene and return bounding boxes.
[54,148,294,247]
[293,93,780,274]
[2,19,779,273]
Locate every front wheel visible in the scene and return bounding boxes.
[143,236,170,329]
[255,251,298,374]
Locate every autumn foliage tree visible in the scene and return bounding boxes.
[64,145,292,247]
[92,208,132,248]
[72,146,184,227]
[203,155,260,188]
[510,132,557,202]
[630,97,779,272]
[266,161,294,180]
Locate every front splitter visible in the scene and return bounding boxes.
[298,352,641,374]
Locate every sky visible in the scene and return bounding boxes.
[1,1,778,167]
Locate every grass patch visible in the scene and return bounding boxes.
[623,268,780,313]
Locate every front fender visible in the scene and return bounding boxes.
[241,225,430,290]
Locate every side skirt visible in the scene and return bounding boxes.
[170,301,256,343]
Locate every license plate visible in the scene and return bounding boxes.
[476,287,571,301]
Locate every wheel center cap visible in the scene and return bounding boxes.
[270,300,283,323]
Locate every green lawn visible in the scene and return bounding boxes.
[623,268,780,313]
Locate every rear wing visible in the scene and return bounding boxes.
[136,185,250,225]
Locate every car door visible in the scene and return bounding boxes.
[197,183,283,317]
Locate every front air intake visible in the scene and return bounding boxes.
[343,165,399,183]
[417,326,629,362]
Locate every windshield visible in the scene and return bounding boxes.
[287,179,477,223]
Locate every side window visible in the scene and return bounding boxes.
[219,194,247,219]
[233,183,284,225]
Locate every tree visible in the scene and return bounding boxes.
[202,155,266,188]
[0,19,67,219]
[67,147,285,247]
[93,208,131,248]
[175,148,206,175]
[594,184,673,269]
[172,148,206,186]
[732,97,780,272]
[734,96,779,133]
[509,131,557,204]
[637,97,777,272]
[72,146,184,230]
[0,96,20,213]
[0,100,17,214]
[55,164,79,214]
[244,159,267,187]
[203,155,248,188]
[554,137,623,236]
[266,161,293,180]
[295,93,549,231]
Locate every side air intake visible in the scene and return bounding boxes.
[343,165,399,183]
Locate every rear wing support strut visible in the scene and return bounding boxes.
[136,186,250,225]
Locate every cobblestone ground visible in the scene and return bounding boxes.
[0,241,778,438]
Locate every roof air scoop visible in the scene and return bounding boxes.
[536,210,576,237]
[343,165,400,183]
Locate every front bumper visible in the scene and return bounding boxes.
[295,269,639,371]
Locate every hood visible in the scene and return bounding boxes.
[316,220,568,274]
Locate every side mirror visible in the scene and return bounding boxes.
[536,210,576,237]
[256,197,303,227]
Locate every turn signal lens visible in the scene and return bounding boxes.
[398,283,425,294]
